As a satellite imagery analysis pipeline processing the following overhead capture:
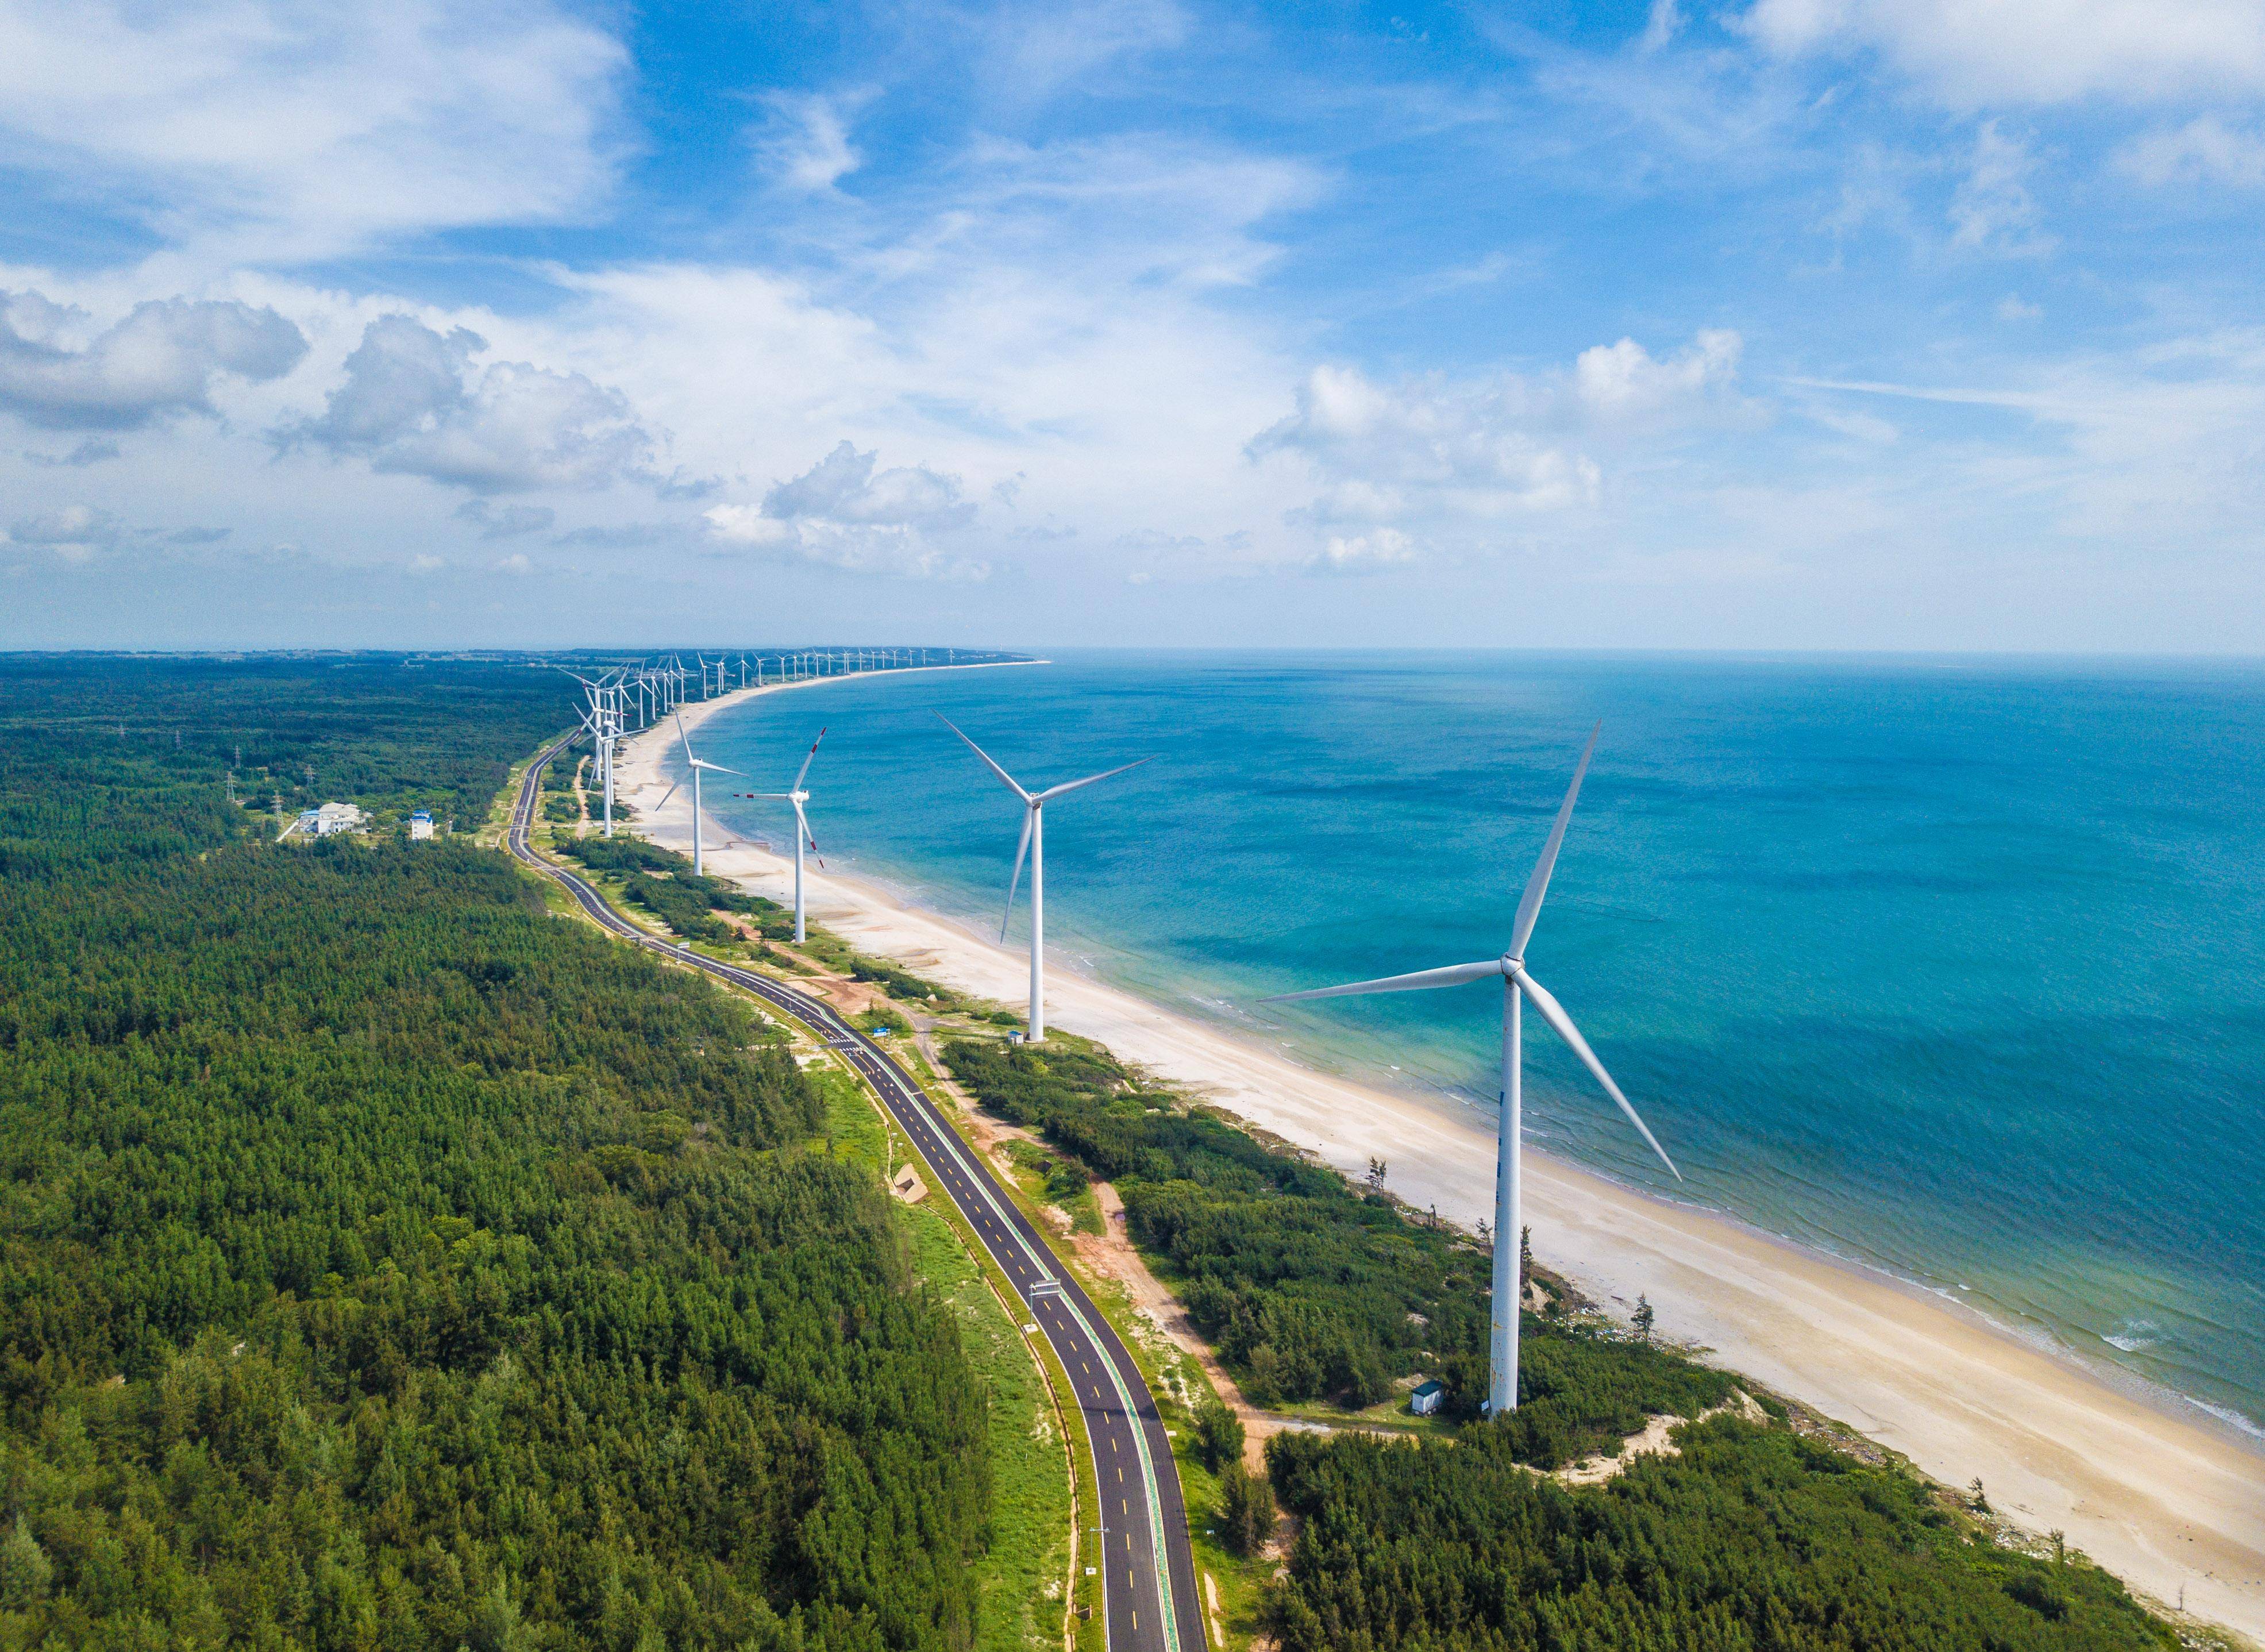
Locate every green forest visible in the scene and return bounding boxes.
[938,1037,2180,1651]
[1265,1421,2174,1651]
[0,657,990,1651]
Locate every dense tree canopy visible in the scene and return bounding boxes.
[0,652,583,831]
[1266,1422,2175,1652]
[0,659,990,1651]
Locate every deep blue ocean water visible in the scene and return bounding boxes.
[690,652,2265,1436]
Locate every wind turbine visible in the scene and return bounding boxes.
[655,708,739,875]
[939,715,1151,1043]
[1263,727,1678,1418]
[561,668,620,838]
[575,703,610,833]
[737,729,827,942]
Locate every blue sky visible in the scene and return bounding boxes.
[3,0,2263,650]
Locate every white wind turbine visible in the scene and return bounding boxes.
[939,714,1151,1043]
[655,707,740,875]
[1264,727,1678,1418]
[737,729,827,943]
[574,703,612,834]
[562,669,621,838]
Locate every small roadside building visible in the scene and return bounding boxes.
[1408,1379,1446,1418]
[408,811,435,840]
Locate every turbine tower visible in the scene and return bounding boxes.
[738,729,827,942]
[655,708,739,875]
[1264,727,1678,1417]
[939,714,1150,1043]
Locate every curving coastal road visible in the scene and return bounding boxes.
[507,737,1208,1652]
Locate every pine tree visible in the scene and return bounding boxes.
[1218,1463,1276,1557]
[1194,1400,1245,1473]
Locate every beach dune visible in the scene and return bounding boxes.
[609,674,2265,1644]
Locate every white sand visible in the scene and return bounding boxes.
[609,674,2265,1643]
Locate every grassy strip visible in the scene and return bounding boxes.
[814,1066,1083,1652]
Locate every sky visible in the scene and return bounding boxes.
[2,0,2263,653]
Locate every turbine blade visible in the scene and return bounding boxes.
[792,727,827,793]
[1037,756,1155,802]
[1000,808,1033,942]
[1508,723,1600,960]
[673,705,694,762]
[691,759,741,776]
[1263,959,1502,1003]
[795,800,825,868]
[1513,968,1680,1180]
[656,782,680,811]
[936,713,1033,801]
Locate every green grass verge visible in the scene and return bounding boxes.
[814,1066,1081,1652]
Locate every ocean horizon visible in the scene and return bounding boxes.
[693,649,2265,1441]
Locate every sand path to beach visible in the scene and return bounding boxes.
[607,672,2265,1642]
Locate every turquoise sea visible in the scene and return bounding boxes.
[691,652,2265,1439]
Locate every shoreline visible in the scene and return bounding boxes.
[613,674,2265,1643]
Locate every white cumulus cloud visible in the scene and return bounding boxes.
[1574,329,1744,418]
[1252,364,1597,523]
[1251,331,1744,566]
[286,315,656,495]
[0,290,305,430]
[704,441,987,579]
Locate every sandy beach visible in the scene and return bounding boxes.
[610,672,2265,1643]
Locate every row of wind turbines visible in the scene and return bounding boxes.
[644,677,1674,1420]
[561,649,1003,851]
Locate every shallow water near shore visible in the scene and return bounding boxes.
[696,650,2265,1436]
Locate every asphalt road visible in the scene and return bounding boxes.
[507,738,1208,1652]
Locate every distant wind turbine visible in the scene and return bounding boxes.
[1263,726,1678,1418]
[737,729,827,943]
[654,707,739,875]
[939,714,1151,1043]
[562,668,621,838]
